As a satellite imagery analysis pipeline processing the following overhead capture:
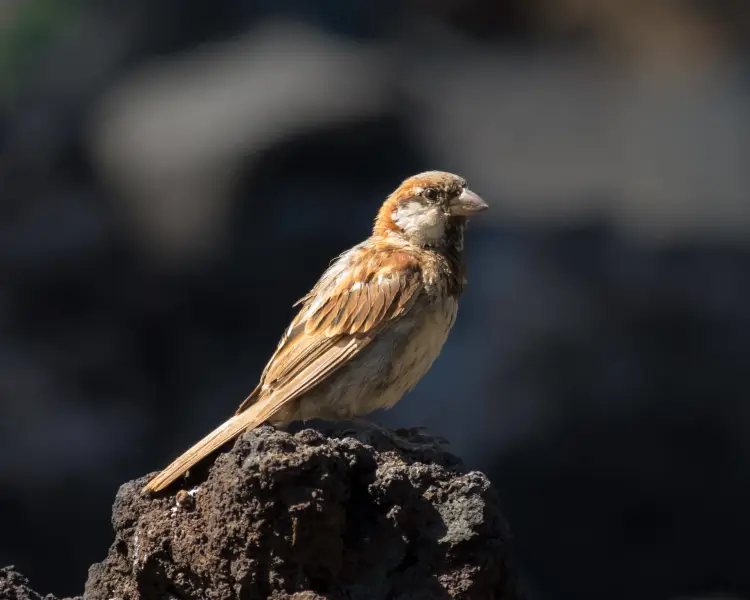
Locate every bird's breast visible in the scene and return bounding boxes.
[287,286,460,422]
[355,292,459,412]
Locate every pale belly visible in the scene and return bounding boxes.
[278,295,458,422]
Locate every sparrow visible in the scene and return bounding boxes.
[142,171,488,493]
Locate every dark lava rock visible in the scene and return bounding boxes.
[0,566,77,600]
[6,424,520,600]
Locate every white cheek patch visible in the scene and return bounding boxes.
[392,201,445,244]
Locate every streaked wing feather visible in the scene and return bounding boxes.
[255,247,423,404]
[144,246,424,494]
[253,337,362,422]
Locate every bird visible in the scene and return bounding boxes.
[142,171,488,493]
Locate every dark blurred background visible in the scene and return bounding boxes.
[1,1,749,599]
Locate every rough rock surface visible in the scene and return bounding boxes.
[0,566,75,600]
[5,424,520,600]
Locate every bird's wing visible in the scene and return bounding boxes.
[142,246,422,493]
[240,246,423,412]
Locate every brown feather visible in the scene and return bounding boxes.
[142,171,477,494]
[350,287,372,332]
[340,285,360,332]
[234,383,262,415]
[142,246,425,494]
[142,397,289,493]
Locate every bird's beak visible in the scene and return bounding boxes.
[449,188,489,216]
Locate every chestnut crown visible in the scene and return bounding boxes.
[373,171,487,247]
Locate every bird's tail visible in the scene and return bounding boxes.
[141,394,266,494]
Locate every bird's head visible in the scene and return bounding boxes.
[374,171,488,248]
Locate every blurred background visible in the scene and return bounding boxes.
[1,1,749,598]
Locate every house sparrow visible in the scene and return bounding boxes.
[142,171,488,493]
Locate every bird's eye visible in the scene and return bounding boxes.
[423,188,438,201]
